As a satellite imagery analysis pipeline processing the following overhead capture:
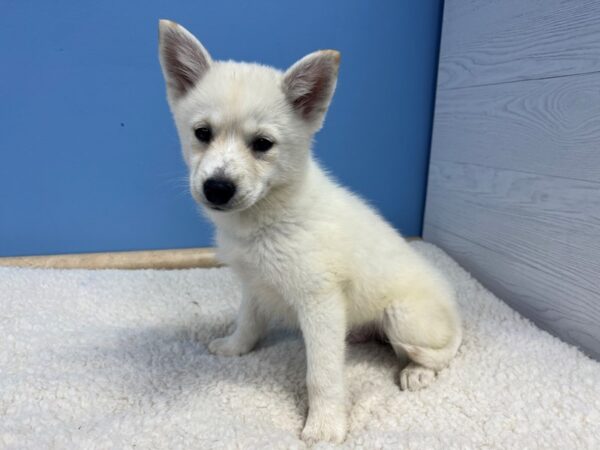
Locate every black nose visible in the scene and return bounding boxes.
[203,178,236,206]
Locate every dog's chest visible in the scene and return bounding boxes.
[219,231,305,325]
[218,224,305,287]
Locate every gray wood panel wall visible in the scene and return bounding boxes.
[423,0,600,360]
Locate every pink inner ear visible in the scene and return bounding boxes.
[163,44,200,95]
[293,74,327,120]
[160,25,211,99]
[284,53,338,123]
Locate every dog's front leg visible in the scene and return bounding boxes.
[298,290,348,444]
[208,290,266,357]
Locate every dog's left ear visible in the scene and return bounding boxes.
[283,50,340,130]
[158,19,212,102]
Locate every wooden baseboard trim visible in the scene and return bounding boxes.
[0,247,220,270]
[0,237,420,270]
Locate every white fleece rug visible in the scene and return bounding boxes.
[1,242,599,449]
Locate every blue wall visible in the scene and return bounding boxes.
[0,1,443,256]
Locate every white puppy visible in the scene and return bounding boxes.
[158,20,462,444]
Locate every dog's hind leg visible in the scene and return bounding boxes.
[382,296,461,391]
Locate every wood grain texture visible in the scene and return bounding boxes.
[424,160,600,358]
[424,224,600,361]
[431,71,600,182]
[424,161,600,356]
[426,0,600,360]
[426,160,600,292]
[438,0,600,89]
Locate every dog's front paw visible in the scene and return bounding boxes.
[207,336,252,357]
[301,410,347,445]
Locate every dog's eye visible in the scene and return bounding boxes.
[251,137,274,152]
[194,127,213,143]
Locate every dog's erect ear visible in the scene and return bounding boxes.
[158,20,212,100]
[283,50,341,129]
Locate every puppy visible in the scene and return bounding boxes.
[158,20,462,444]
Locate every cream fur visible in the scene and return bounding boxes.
[159,19,462,444]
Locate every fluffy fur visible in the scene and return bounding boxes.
[158,20,462,444]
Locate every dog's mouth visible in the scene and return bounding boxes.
[195,187,263,214]
[192,190,242,213]
[203,199,251,213]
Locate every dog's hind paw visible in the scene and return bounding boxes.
[398,362,436,391]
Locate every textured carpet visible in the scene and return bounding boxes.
[1,242,599,449]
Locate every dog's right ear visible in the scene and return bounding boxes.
[158,20,212,101]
